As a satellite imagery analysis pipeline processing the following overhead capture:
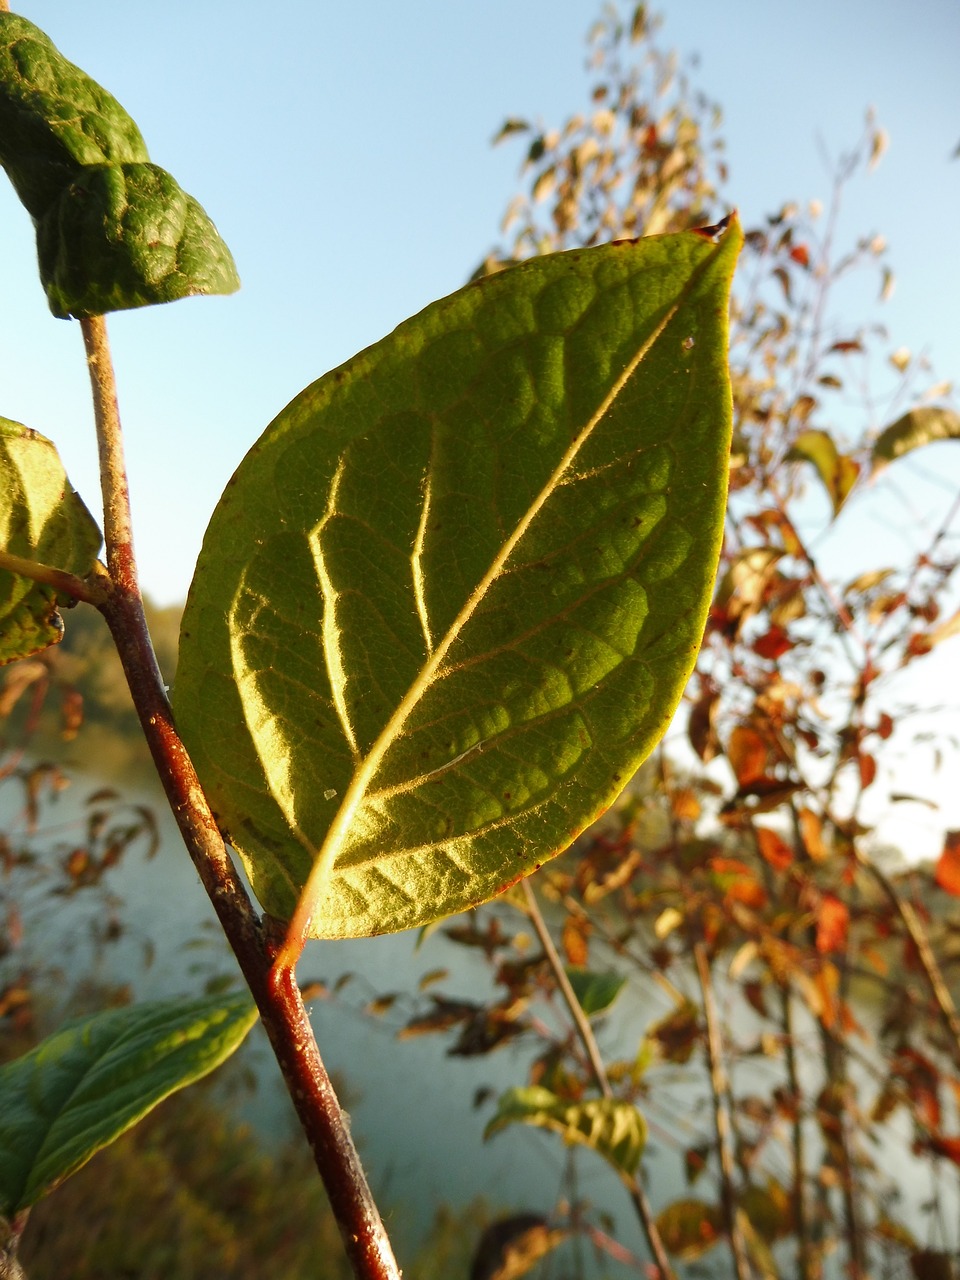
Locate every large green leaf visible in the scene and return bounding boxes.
[0,12,239,317]
[484,1085,646,1179]
[176,219,741,938]
[0,990,258,1215]
[0,418,101,664]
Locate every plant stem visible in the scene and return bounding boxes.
[858,848,960,1067]
[79,316,400,1280]
[521,877,678,1280]
[781,989,814,1280]
[692,942,751,1280]
[0,549,107,606]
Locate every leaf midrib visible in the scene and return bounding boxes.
[285,241,723,939]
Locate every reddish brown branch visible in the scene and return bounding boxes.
[80,316,400,1280]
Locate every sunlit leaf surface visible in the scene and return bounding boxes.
[484,1085,646,1178]
[0,419,101,664]
[0,13,238,317]
[176,221,740,937]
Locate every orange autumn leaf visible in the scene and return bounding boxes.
[671,787,701,822]
[859,751,877,789]
[753,625,794,661]
[727,724,768,787]
[709,857,766,909]
[925,1134,960,1165]
[816,895,849,954]
[798,807,827,861]
[562,915,590,967]
[934,831,960,897]
[756,826,794,871]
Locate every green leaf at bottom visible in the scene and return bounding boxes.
[0,990,258,1214]
[176,219,741,938]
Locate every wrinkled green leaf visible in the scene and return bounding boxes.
[786,428,858,516]
[872,405,960,471]
[36,161,241,319]
[565,967,626,1017]
[0,13,147,218]
[0,12,239,317]
[0,418,101,663]
[176,220,741,938]
[654,1198,724,1260]
[0,990,258,1215]
[484,1085,646,1178]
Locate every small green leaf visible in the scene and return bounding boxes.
[654,1198,724,1260]
[0,12,239,317]
[484,1085,646,1179]
[177,221,740,939]
[0,418,101,664]
[0,13,148,219]
[786,429,858,516]
[37,161,241,319]
[872,405,960,472]
[0,990,258,1215]
[565,967,626,1017]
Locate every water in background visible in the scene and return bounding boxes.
[4,766,955,1275]
[2,768,663,1273]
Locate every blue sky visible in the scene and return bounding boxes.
[3,1,960,862]
[0,0,957,882]
[1,0,956,607]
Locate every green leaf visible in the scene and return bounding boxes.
[565,967,626,1017]
[484,1085,646,1179]
[786,428,858,516]
[0,12,239,317]
[0,13,147,219]
[0,990,258,1215]
[871,405,960,472]
[37,161,241,319]
[176,219,741,938]
[0,418,101,664]
[654,1198,724,1260]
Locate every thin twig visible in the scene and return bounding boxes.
[781,989,815,1280]
[857,848,960,1067]
[521,877,609,1087]
[521,877,678,1280]
[79,316,400,1280]
[693,942,751,1280]
[0,549,107,606]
